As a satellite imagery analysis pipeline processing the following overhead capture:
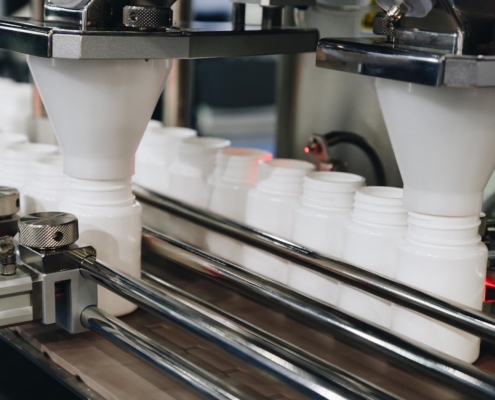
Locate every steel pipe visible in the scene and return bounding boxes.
[77,256,397,400]
[81,306,245,400]
[140,270,398,400]
[141,227,495,399]
[133,185,495,343]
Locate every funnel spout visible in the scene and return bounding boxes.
[376,78,495,217]
[27,57,172,181]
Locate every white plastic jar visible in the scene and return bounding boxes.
[338,187,408,328]
[168,137,231,208]
[243,159,315,283]
[134,122,197,196]
[1,143,59,215]
[288,171,365,305]
[24,155,68,212]
[206,147,273,263]
[392,213,487,363]
[60,178,142,317]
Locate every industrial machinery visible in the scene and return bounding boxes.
[2,0,495,399]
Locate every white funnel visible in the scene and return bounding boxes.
[27,57,172,180]
[375,78,495,216]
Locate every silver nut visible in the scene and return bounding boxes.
[386,3,408,22]
[123,6,173,30]
[0,187,19,218]
[19,212,79,250]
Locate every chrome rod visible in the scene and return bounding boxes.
[134,185,495,343]
[77,256,395,400]
[141,227,495,399]
[140,270,399,400]
[81,306,245,400]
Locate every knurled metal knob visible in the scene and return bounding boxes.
[19,212,79,250]
[0,187,19,218]
[123,6,173,30]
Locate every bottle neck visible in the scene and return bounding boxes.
[301,172,364,209]
[352,187,408,226]
[256,159,315,196]
[67,177,134,207]
[407,212,481,246]
[213,149,272,186]
[34,171,67,192]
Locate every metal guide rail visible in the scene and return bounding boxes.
[133,185,495,343]
[4,192,495,399]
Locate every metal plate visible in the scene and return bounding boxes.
[0,17,318,59]
[316,37,495,87]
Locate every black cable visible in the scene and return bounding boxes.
[323,131,387,186]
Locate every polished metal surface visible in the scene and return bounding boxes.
[316,37,495,87]
[78,256,395,400]
[19,212,78,250]
[232,3,246,30]
[17,240,97,334]
[141,271,398,400]
[140,227,495,399]
[0,187,19,218]
[0,17,318,59]
[133,186,495,343]
[163,0,193,128]
[123,6,173,30]
[0,236,16,276]
[81,306,250,400]
[0,269,33,327]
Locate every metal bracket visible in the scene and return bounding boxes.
[18,242,98,334]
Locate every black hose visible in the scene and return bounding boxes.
[323,131,387,186]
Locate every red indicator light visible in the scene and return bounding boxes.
[485,276,495,303]
[304,146,311,154]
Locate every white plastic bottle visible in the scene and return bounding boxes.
[288,171,365,305]
[338,187,408,328]
[135,123,197,196]
[243,159,315,283]
[392,213,486,363]
[168,137,231,208]
[205,147,273,262]
[24,155,68,212]
[1,143,59,215]
[60,178,142,317]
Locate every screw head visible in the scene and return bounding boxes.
[19,212,79,250]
